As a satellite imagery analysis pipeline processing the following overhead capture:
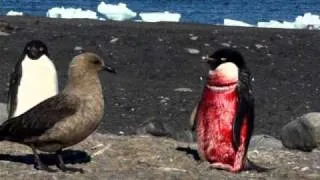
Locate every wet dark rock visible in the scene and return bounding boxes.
[281,112,320,152]
[249,134,283,150]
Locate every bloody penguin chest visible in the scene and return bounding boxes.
[196,87,238,164]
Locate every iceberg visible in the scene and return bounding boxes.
[97,2,136,21]
[6,10,23,16]
[223,19,253,27]
[293,12,320,29]
[46,7,97,19]
[224,13,320,30]
[257,13,320,29]
[257,20,296,29]
[139,11,181,22]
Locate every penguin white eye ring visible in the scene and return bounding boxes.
[221,57,227,61]
[201,55,216,62]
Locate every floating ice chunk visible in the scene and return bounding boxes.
[139,11,181,22]
[223,19,253,27]
[257,13,320,29]
[257,20,296,29]
[7,10,23,16]
[294,13,320,29]
[97,2,136,21]
[223,13,320,30]
[46,7,97,19]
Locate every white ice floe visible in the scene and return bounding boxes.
[46,7,97,19]
[139,11,181,22]
[223,19,253,27]
[223,13,320,30]
[258,13,320,29]
[6,10,23,16]
[257,20,296,29]
[97,2,136,21]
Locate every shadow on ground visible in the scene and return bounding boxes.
[0,149,91,166]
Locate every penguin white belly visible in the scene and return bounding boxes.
[13,55,58,117]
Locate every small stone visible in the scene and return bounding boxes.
[204,43,210,47]
[221,43,230,47]
[174,88,193,92]
[190,36,198,40]
[255,44,264,49]
[301,167,310,171]
[119,131,124,135]
[74,46,83,51]
[293,166,300,170]
[276,34,283,39]
[185,48,200,55]
[0,31,10,36]
[160,99,168,104]
[91,143,104,150]
[110,37,119,43]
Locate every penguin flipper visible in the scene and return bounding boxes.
[190,103,199,131]
[0,94,80,142]
[7,64,22,118]
[232,70,254,151]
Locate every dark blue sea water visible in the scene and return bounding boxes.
[1,0,320,24]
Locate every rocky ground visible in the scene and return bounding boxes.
[0,133,319,180]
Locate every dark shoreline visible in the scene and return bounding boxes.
[0,16,319,140]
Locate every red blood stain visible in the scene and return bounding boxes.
[196,85,248,172]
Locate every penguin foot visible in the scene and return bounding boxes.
[57,164,84,173]
[210,162,241,173]
[35,164,58,173]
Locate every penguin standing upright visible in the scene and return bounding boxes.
[7,40,58,118]
[191,48,254,173]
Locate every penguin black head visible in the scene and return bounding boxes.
[23,40,49,60]
[205,48,247,70]
[203,48,251,87]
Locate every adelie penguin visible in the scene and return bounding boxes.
[0,52,116,172]
[7,40,58,118]
[190,48,267,173]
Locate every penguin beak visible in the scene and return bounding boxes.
[201,55,216,63]
[103,64,116,74]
